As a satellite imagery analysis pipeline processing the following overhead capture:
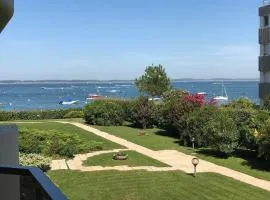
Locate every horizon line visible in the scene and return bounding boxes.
[0,78,259,82]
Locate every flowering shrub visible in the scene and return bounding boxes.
[19,153,51,172]
[183,94,205,107]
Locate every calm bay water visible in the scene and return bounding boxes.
[0,81,259,111]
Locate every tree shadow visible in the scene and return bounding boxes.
[196,149,229,159]
[154,129,179,139]
[147,126,270,173]
[198,148,270,172]
[234,149,270,172]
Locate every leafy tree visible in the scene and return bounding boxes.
[131,97,154,129]
[135,64,171,97]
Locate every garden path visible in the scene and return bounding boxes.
[52,121,270,192]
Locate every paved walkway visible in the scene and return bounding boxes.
[53,122,270,192]
[51,149,177,172]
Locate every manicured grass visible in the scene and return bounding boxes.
[48,170,270,200]
[14,122,124,151]
[83,151,169,167]
[94,125,270,181]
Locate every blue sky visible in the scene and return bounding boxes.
[0,0,262,80]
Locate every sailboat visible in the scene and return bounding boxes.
[212,82,228,102]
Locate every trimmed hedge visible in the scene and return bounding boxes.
[64,110,84,118]
[0,108,81,121]
[84,100,126,126]
[19,128,103,158]
[19,153,51,172]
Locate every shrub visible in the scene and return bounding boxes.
[84,100,125,126]
[0,108,81,121]
[224,108,270,150]
[257,121,270,160]
[19,128,103,158]
[131,97,154,129]
[170,94,204,131]
[226,97,256,109]
[64,110,84,118]
[181,106,218,147]
[19,153,51,172]
[263,95,270,110]
[203,110,239,155]
[151,92,205,133]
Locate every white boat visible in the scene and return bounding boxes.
[59,100,80,105]
[197,92,208,96]
[148,97,162,101]
[212,82,228,102]
[86,94,104,101]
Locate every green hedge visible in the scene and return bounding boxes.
[84,100,126,126]
[64,110,84,118]
[0,108,82,121]
[19,128,103,158]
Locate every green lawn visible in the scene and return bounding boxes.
[14,122,124,151]
[83,151,169,167]
[48,170,270,200]
[94,125,270,181]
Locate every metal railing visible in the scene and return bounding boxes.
[0,165,68,200]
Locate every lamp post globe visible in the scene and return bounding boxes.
[192,158,199,177]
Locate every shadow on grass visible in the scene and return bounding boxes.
[196,149,230,159]
[154,130,179,139]
[235,149,270,172]
[197,148,270,172]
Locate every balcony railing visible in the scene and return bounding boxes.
[0,165,67,200]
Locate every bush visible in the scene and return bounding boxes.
[64,110,84,118]
[226,97,256,109]
[263,95,270,110]
[0,108,81,121]
[168,94,204,132]
[19,128,103,158]
[181,106,218,147]
[19,153,51,172]
[84,100,125,126]
[131,97,154,129]
[257,121,270,160]
[203,110,239,155]
[224,108,270,150]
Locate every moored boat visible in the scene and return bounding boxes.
[86,94,104,101]
[59,100,80,105]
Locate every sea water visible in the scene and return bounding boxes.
[0,81,259,111]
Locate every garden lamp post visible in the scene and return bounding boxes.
[191,137,195,149]
[192,157,199,177]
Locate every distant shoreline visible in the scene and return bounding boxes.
[0,79,259,84]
